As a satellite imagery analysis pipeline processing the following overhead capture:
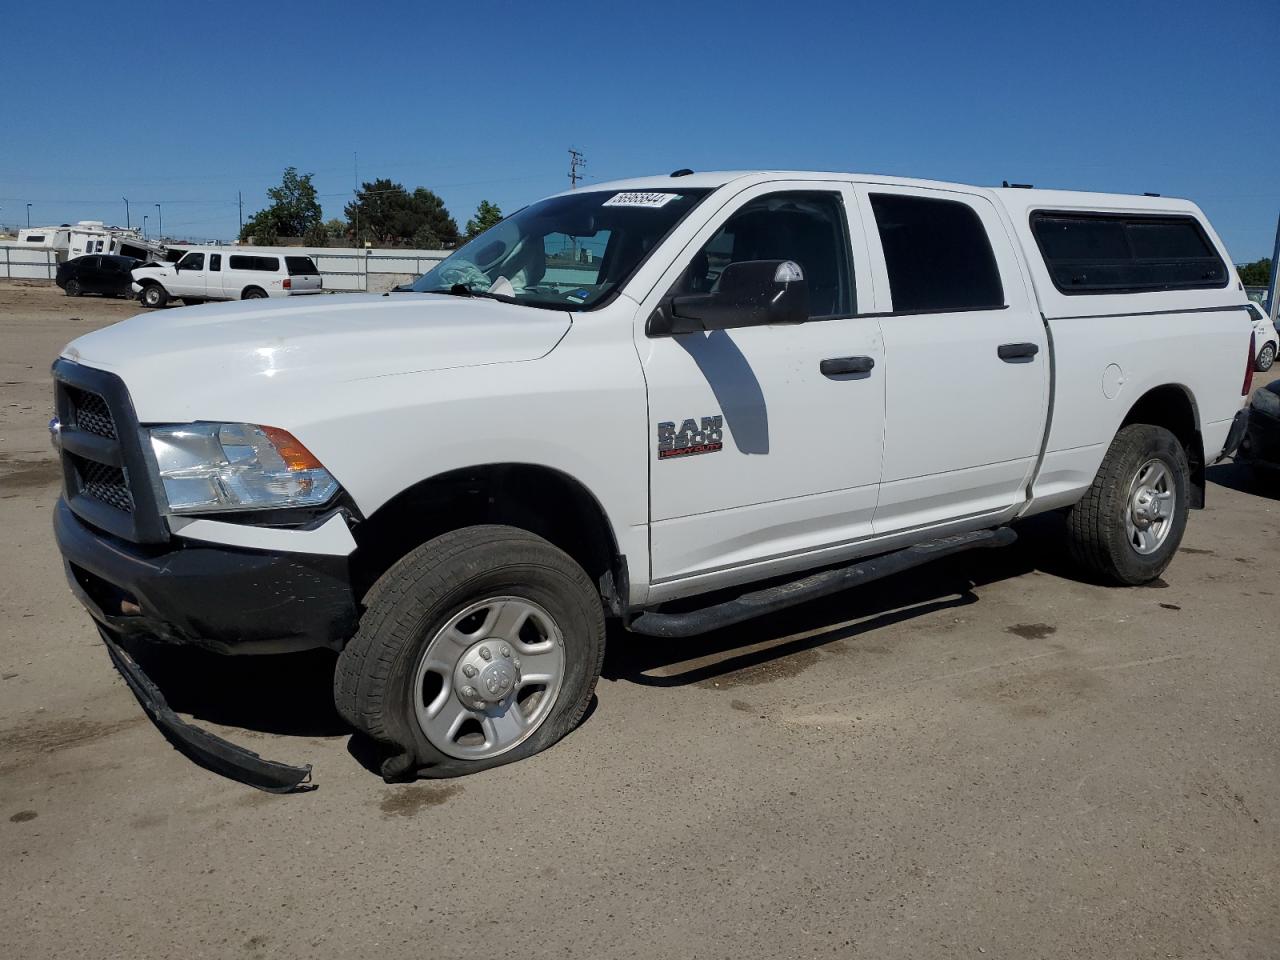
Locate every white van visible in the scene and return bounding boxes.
[131,247,322,307]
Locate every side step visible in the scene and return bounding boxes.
[628,527,1017,639]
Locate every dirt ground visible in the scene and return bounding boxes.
[1,281,1277,959]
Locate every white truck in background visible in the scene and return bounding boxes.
[50,171,1254,789]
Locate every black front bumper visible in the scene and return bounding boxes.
[1240,404,1280,470]
[54,498,359,655]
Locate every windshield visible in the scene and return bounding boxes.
[407,188,711,310]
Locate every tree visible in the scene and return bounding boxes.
[344,179,459,248]
[239,167,322,243]
[1238,258,1272,287]
[465,200,503,239]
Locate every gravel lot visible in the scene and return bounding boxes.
[1,281,1277,959]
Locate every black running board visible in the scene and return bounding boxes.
[99,627,314,793]
[628,527,1017,639]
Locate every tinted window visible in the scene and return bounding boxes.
[673,191,853,319]
[119,243,147,259]
[870,193,1004,312]
[1031,213,1228,294]
[25,235,46,243]
[285,256,318,275]
[209,254,221,271]
[79,256,99,271]
[179,252,205,270]
[229,255,280,271]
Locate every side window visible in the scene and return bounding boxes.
[228,255,250,270]
[179,252,205,271]
[1031,212,1228,293]
[869,193,1004,313]
[672,191,853,319]
[209,254,221,271]
[256,256,280,272]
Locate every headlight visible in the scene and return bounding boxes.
[148,423,339,514]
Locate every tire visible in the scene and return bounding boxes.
[1065,424,1190,585]
[65,279,82,297]
[242,287,267,300]
[1257,343,1276,372]
[140,284,168,308]
[335,525,605,781]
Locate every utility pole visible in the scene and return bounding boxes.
[1267,210,1280,326]
[123,197,130,230]
[143,215,149,240]
[238,191,243,235]
[568,148,585,189]
[26,203,31,228]
[155,203,163,239]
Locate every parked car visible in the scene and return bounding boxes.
[131,248,323,308]
[56,254,140,299]
[1238,379,1280,477]
[50,171,1254,789]
[1247,302,1278,371]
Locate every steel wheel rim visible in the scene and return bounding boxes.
[412,596,566,761]
[1124,457,1175,555]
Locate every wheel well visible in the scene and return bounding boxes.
[241,286,266,298]
[349,464,625,613]
[1121,384,1205,508]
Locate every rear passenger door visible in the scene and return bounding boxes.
[857,185,1048,533]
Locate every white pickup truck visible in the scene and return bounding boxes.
[50,171,1255,788]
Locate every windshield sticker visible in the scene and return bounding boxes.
[603,192,680,209]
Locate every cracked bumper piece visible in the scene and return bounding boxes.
[98,626,313,793]
[54,498,358,654]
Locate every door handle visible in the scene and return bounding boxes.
[997,342,1040,362]
[820,356,875,376]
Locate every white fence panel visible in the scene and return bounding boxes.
[0,245,58,280]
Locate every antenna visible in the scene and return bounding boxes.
[568,148,585,189]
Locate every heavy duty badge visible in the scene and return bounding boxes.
[657,416,724,459]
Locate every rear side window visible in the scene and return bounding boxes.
[1031,213,1228,294]
[869,193,1005,313]
[285,256,318,275]
[209,254,221,271]
[229,255,281,271]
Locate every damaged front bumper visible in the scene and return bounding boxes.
[98,626,313,793]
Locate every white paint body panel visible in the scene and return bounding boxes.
[60,171,1253,611]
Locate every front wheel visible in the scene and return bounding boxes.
[1066,424,1190,585]
[1257,343,1276,372]
[140,284,168,308]
[335,525,605,780]
[64,279,82,297]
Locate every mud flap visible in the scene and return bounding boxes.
[99,627,314,793]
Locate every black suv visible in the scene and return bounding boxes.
[56,255,140,299]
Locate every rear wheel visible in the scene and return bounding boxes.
[64,279,82,297]
[1066,424,1189,585]
[1257,343,1276,372]
[242,287,267,300]
[140,284,168,308]
[335,525,605,780]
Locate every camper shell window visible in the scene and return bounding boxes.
[285,256,318,275]
[229,255,281,272]
[24,235,46,243]
[1030,212,1228,294]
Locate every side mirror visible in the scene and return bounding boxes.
[664,260,809,334]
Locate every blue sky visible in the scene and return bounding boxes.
[4,0,1277,259]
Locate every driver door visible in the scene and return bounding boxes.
[170,251,205,297]
[634,181,886,591]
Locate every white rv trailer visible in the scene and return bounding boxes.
[16,221,165,263]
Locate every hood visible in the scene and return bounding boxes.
[60,293,571,422]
